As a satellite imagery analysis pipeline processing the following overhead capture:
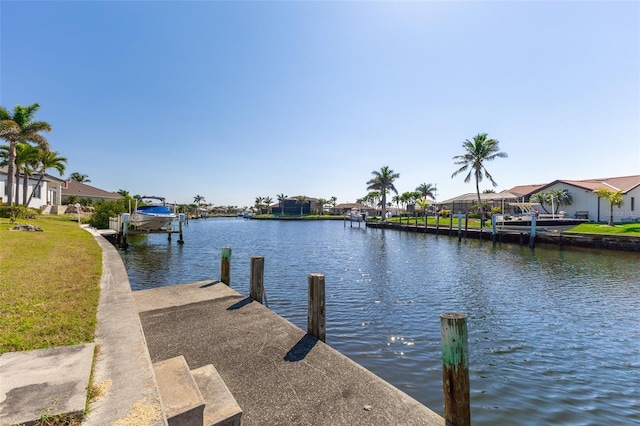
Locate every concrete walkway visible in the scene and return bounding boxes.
[135,281,445,426]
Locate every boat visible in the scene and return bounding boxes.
[345,208,365,222]
[130,196,176,231]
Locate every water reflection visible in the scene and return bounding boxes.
[121,218,640,425]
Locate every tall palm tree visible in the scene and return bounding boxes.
[263,196,273,215]
[595,188,624,226]
[296,195,308,216]
[0,103,51,206]
[416,183,436,201]
[25,150,67,206]
[254,196,264,214]
[547,189,572,214]
[366,166,400,220]
[277,193,288,215]
[530,192,550,213]
[316,198,328,215]
[193,195,205,206]
[330,196,337,207]
[451,133,507,228]
[1,142,40,205]
[69,172,91,183]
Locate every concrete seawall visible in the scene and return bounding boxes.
[367,222,640,252]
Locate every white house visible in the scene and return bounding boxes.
[511,175,640,222]
[0,166,66,210]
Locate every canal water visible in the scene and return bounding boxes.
[121,218,640,425]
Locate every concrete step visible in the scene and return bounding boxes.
[153,356,205,426]
[191,364,243,426]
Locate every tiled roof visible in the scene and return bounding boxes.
[62,180,122,199]
[556,175,640,193]
[508,183,548,197]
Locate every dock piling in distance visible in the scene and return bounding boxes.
[440,312,470,426]
[249,256,264,304]
[307,274,326,343]
[220,247,231,285]
[457,212,463,242]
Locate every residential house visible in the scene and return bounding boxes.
[512,175,640,222]
[61,180,122,204]
[272,196,321,215]
[441,174,640,223]
[329,203,377,216]
[0,166,66,210]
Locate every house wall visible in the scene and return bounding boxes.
[0,172,63,209]
[540,183,640,222]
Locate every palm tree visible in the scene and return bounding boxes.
[193,195,205,206]
[416,197,431,216]
[330,196,337,207]
[595,188,624,226]
[277,193,288,215]
[117,189,130,197]
[0,103,52,206]
[366,166,400,220]
[451,133,507,228]
[69,172,91,183]
[24,149,67,207]
[254,196,264,214]
[263,196,273,215]
[416,183,436,201]
[547,189,572,214]
[296,195,308,216]
[530,192,550,214]
[316,198,328,215]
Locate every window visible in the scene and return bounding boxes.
[32,184,42,199]
[632,197,635,211]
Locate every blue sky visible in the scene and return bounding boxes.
[1,1,638,207]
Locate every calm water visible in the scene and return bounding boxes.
[121,218,640,425]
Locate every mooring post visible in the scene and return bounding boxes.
[449,213,453,232]
[221,247,231,285]
[464,213,469,239]
[178,213,185,245]
[529,214,536,249]
[457,212,463,242]
[435,212,440,235]
[250,256,264,303]
[491,214,497,244]
[440,312,470,426]
[308,273,326,342]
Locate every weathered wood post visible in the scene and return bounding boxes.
[440,312,470,426]
[250,256,264,303]
[457,212,463,242]
[178,213,185,245]
[449,212,453,232]
[308,274,326,342]
[220,247,231,285]
[435,211,440,235]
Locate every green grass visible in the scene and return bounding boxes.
[565,222,640,236]
[0,215,102,354]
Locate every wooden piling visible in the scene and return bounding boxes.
[308,273,326,342]
[250,256,264,304]
[440,312,470,426]
[457,213,463,242]
[464,214,469,239]
[221,247,231,285]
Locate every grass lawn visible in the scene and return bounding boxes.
[0,215,102,354]
[565,222,640,236]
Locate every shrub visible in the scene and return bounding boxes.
[439,209,451,218]
[89,199,128,229]
[0,205,40,220]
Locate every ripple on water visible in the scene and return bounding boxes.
[121,219,640,425]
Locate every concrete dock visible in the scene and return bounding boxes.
[135,281,445,425]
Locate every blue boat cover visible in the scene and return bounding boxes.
[137,205,173,215]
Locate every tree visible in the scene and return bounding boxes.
[254,196,264,214]
[0,103,51,206]
[530,192,550,214]
[330,196,337,207]
[416,183,436,201]
[595,188,624,226]
[277,193,288,215]
[193,195,205,206]
[416,197,431,216]
[451,133,507,228]
[25,150,67,207]
[316,198,328,215]
[263,196,273,215]
[69,172,91,183]
[117,189,130,197]
[366,166,400,220]
[547,189,572,214]
[296,195,308,216]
